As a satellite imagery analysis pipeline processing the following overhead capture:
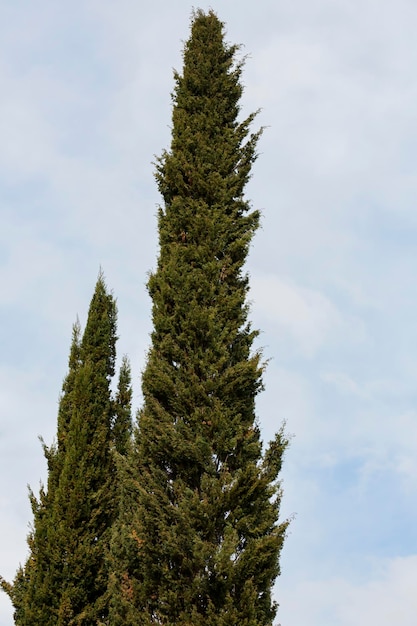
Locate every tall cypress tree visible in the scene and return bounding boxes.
[111,10,288,626]
[1,274,132,625]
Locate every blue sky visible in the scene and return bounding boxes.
[1,1,417,624]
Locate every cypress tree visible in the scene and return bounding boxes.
[112,355,133,456]
[0,322,83,625]
[1,274,132,625]
[111,9,288,626]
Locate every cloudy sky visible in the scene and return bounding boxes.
[1,1,417,624]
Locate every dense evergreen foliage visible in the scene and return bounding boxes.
[1,10,288,625]
[1,275,132,625]
[110,10,288,626]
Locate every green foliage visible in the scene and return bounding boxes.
[112,355,133,456]
[1,10,288,626]
[110,9,288,626]
[2,275,132,625]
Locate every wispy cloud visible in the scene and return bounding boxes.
[279,554,417,626]
[1,1,417,624]
[251,273,364,357]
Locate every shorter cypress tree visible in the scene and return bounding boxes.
[1,274,132,625]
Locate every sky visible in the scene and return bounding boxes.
[1,0,417,624]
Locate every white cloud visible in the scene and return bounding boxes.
[0,64,57,180]
[278,555,417,626]
[291,368,417,492]
[1,1,417,623]
[356,409,417,494]
[250,273,363,357]
[320,371,367,398]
